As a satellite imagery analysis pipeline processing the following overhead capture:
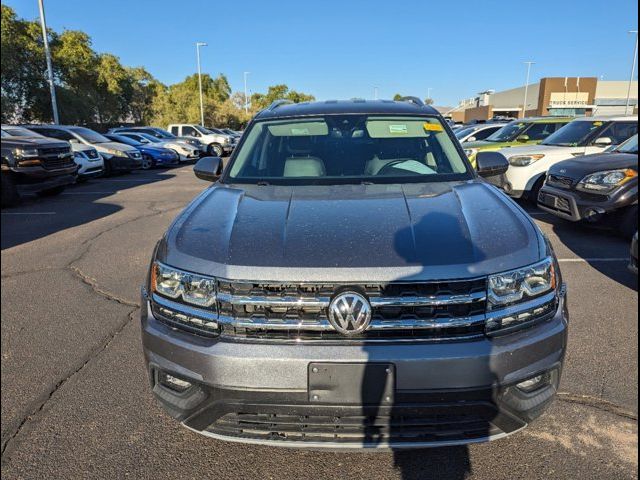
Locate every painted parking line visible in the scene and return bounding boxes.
[1,212,57,215]
[558,258,628,263]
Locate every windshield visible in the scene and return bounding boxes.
[616,134,638,154]
[541,120,605,147]
[454,126,477,139]
[485,121,528,142]
[226,115,471,186]
[70,127,111,144]
[138,133,161,143]
[108,134,141,147]
[2,126,44,138]
[149,128,175,139]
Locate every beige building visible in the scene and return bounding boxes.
[450,77,638,123]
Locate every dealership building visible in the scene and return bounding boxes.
[447,77,638,123]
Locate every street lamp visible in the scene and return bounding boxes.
[244,72,250,114]
[373,86,379,100]
[37,0,59,124]
[626,30,638,115]
[195,42,208,126]
[522,61,535,119]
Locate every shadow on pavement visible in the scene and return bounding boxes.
[1,168,178,250]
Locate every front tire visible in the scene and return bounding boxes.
[619,205,638,239]
[209,144,224,157]
[141,154,153,170]
[527,175,546,204]
[1,171,21,207]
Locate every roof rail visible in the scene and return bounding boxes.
[267,99,294,111]
[399,96,425,107]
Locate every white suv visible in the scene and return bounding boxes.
[497,116,638,199]
[167,124,234,157]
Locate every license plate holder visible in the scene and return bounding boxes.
[308,363,395,405]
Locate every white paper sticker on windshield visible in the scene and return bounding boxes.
[291,128,310,135]
[389,124,408,135]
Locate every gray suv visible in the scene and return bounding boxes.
[141,98,568,449]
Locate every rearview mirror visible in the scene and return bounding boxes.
[476,151,509,178]
[516,134,530,143]
[194,156,223,182]
[593,136,613,147]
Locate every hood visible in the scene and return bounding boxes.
[2,137,69,149]
[499,144,582,158]
[92,141,137,153]
[160,182,543,282]
[548,152,638,180]
[139,145,170,155]
[71,143,95,153]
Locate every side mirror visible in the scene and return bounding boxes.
[466,136,477,143]
[69,138,79,144]
[194,156,223,182]
[476,151,509,178]
[593,136,613,147]
[516,134,530,143]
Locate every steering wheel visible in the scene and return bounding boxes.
[377,159,411,176]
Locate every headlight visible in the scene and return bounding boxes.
[14,148,39,158]
[74,151,85,159]
[105,148,127,157]
[151,262,216,308]
[488,257,557,309]
[508,154,545,167]
[576,169,637,194]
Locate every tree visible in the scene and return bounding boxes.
[424,97,435,105]
[393,94,403,101]
[250,84,315,111]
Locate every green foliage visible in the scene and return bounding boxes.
[1,5,314,128]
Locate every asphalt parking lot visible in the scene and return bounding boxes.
[1,165,637,480]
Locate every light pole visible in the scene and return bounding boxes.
[244,72,250,114]
[37,0,59,124]
[373,87,379,100]
[626,30,638,115]
[522,61,535,119]
[195,42,207,126]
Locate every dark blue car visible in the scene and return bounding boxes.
[105,134,179,170]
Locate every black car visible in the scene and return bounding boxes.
[538,134,638,237]
[1,127,77,206]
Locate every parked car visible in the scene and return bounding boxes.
[8,125,104,180]
[537,134,638,237]
[28,125,142,174]
[463,117,573,167]
[111,131,200,162]
[104,134,179,169]
[167,124,234,156]
[1,128,77,206]
[219,128,242,140]
[630,232,638,275]
[141,99,568,449]
[498,116,638,200]
[455,123,506,144]
[109,127,205,155]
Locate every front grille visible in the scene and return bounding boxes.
[42,155,75,170]
[546,174,575,189]
[85,149,100,159]
[39,146,70,157]
[206,406,505,445]
[216,279,487,341]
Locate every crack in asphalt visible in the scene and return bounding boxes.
[557,392,638,421]
[0,307,139,462]
[1,201,178,463]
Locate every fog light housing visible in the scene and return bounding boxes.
[516,371,551,393]
[158,371,192,393]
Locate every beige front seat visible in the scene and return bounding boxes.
[283,136,326,177]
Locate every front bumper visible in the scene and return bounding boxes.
[141,288,568,449]
[103,155,142,171]
[538,184,632,223]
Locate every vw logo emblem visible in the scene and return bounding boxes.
[328,292,372,336]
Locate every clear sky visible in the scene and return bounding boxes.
[7,0,639,106]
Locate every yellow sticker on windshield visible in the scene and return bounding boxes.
[593,121,603,127]
[423,123,443,132]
